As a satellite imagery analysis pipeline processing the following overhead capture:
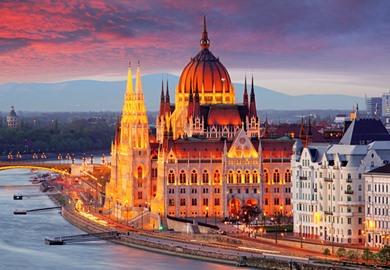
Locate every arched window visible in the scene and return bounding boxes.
[347,173,352,180]
[253,170,258,183]
[179,170,186,184]
[213,170,220,184]
[273,169,280,183]
[137,166,142,178]
[348,229,352,236]
[168,170,175,184]
[358,184,362,191]
[264,169,269,184]
[358,173,362,179]
[236,170,242,183]
[285,169,291,183]
[191,170,198,184]
[202,170,209,184]
[244,170,250,183]
[228,170,234,183]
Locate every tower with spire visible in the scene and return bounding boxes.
[106,62,151,220]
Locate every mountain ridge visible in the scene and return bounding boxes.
[0,74,365,112]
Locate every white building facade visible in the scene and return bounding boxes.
[292,136,390,246]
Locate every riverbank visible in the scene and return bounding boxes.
[49,191,371,270]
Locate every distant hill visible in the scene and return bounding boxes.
[0,74,365,112]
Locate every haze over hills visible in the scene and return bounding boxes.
[0,74,365,113]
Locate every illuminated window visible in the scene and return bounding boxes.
[213,170,220,184]
[180,170,186,184]
[168,170,175,184]
[202,170,209,184]
[236,170,242,183]
[137,166,142,178]
[228,170,234,183]
[253,170,258,183]
[273,169,280,183]
[244,170,250,183]
[191,170,197,184]
[285,169,291,183]
[264,169,269,183]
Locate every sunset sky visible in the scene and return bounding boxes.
[1,0,390,97]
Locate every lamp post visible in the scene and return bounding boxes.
[205,206,209,224]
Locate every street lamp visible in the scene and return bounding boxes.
[205,206,209,224]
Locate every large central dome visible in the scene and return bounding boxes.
[177,16,235,105]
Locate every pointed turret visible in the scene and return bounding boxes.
[200,15,210,50]
[299,116,306,140]
[165,80,171,114]
[159,80,165,116]
[125,62,134,95]
[193,80,201,117]
[249,76,257,118]
[243,76,248,108]
[135,61,143,95]
[187,82,194,119]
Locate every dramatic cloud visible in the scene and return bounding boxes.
[1,0,390,97]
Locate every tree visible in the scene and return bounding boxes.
[336,247,347,260]
[377,245,390,265]
[361,247,374,261]
[346,250,358,261]
[323,248,331,259]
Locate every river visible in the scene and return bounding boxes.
[0,169,244,270]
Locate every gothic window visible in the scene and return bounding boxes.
[285,169,291,183]
[203,198,209,206]
[244,170,250,183]
[191,198,197,206]
[180,198,186,206]
[168,170,175,184]
[202,170,209,184]
[273,169,280,183]
[228,170,234,183]
[137,166,142,179]
[137,191,142,199]
[214,198,220,206]
[213,170,220,184]
[179,170,186,184]
[264,169,269,183]
[253,170,258,183]
[191,169,197,184]
[236,170,242,183]
[169,199,175,206]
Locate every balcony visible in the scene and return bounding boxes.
[299,176,308,180]
[324,177,333,182]
[346,178,352,183]
[324,210,333,215]
[344,190,354,194]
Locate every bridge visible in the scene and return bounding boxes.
[45,231,119,245]
[0,161,71,175]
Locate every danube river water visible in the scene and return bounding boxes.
[0,169,244,270]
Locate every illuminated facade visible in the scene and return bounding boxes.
[106,17,294,225]
[291,118,390,245]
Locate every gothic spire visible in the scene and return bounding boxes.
[243,76,248,108]
[135,60,143,95]
[200,15,210,50]
[159,79,165,116]
[126,61,133,95]
[249,75,257,118]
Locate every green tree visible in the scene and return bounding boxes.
[336,247,347,260]
[323,248,331,259]
[361,247,374,261]
[346,249,358,261]
[377,245,390,265]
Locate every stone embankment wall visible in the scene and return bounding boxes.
[50,193,358,270]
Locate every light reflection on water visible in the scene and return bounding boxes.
[0,169,246,270]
